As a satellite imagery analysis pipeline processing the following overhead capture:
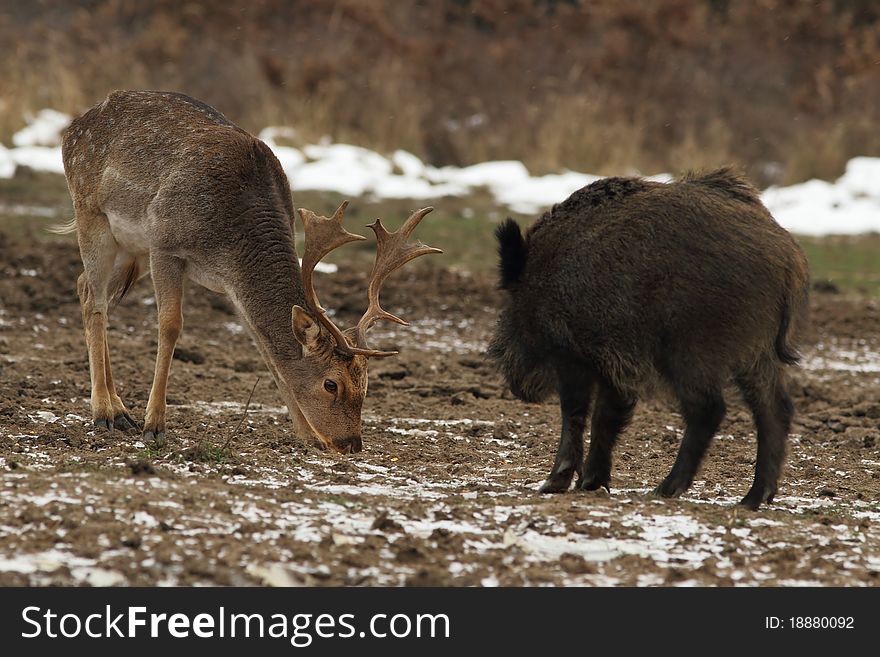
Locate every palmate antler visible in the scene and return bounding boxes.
[350,208,442,353]
[297,202,441,358]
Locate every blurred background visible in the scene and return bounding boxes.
[1,0,879,289]
[2,0,880,185]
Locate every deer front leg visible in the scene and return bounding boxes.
[143,255,185,447]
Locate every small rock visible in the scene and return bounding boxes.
[378,367,408,381]
[173,347,205,364]
[395,546,424,564]
[559,552,597,575]
[853,402,880,419]
[844,427,873,445]
[405,568,449,586]
[492,420,516,441]
[121,535,142,549]
[467,385,493,399]
[371,511,404,533]
[128,460,156,476]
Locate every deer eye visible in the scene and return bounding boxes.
[323,379,338,394]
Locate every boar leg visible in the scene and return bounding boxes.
[578,383,635,492]
[736,370,793,510]
[655,388,726,498]
[539,368,594,493]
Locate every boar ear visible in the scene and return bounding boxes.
[292,305,323,352]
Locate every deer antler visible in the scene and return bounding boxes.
[351,207,442,356]
[298,203,441,358]
[298,201,372,356]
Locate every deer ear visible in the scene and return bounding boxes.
[292,305,323,351]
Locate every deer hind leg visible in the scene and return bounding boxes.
[102,338,139,431]
[76,213,120,431]
[77,265,141,432]
[143,253,185,446]
[103,255,147,431]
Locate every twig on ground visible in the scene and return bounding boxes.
[221,377,261,452]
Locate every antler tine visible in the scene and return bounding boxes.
[298,201,368,353]
[353,207,443,355]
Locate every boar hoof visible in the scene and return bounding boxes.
[577,475,610,493]
[739,484,776,510]
[653,476,687,499]
[538,474,572,494]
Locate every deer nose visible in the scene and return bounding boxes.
[333,436,362,454]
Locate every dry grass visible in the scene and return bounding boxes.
[1,0,879,183]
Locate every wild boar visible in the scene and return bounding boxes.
[489,169,809,509]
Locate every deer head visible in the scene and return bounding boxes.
[288,201,441,453]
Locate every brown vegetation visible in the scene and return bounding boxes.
[1,0,879,184]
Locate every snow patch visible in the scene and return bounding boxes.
[3,111,879,235]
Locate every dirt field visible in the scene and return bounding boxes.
[1,229,879,587]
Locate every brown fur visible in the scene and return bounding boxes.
[489,168,809,509]
[62,91,378,452]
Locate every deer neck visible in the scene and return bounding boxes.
[226,221,308,386]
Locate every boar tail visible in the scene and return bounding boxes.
[774,294,800,365]
[496,218,527,288]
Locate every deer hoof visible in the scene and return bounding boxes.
[94,417,114,432]
[143,429,166,448]
[114,412,139,432]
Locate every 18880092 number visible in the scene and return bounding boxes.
[790,617,854,629]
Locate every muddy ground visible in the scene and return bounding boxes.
[1,231,879,587]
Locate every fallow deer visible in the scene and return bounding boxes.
[56,90,440,452]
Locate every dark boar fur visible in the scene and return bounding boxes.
[488,168,809,510]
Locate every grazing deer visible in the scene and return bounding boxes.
[489,169,809,509]
[56,90,440,452]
